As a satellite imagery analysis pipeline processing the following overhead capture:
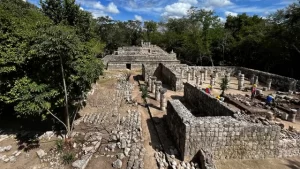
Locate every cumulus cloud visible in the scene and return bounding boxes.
[204,0,233,7]
[77,0,120,18]
[161,2,192,18]
[134,15,143,21]
[179,0,198,5]
[107,2,119,14]
[218,17,226,23]
[161,0,233,19]
[225,11,238,16]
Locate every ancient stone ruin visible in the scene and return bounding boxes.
[102,41,180,70]
[143,63,300,163]
[102,43,300,166]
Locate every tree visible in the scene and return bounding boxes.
[40,0,63,24]
[220,77,229,96]
[144,21,158,42]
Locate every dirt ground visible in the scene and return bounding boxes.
[1,70,300,169]
[0,136,58,169]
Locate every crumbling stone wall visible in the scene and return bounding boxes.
[237,67,298,91]
[160,64,183,91]
[107,63,142,70]
[183,83,234,116]
[167,99,300,161]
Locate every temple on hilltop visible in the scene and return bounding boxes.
[102,41,180,70]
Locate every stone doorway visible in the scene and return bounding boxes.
[126,63,131,70]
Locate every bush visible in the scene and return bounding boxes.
[220,77,229,96]
[62,152,75,164]
[140,85,148,100]
[55,139,64,152]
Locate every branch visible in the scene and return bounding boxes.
[292,44,300,54]
[47,109,68,132]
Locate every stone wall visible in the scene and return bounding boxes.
[237,67,298,91]
[107,63,142,70]
[166,100,300,161]
[160,64,183,91]
[183,83,234,116]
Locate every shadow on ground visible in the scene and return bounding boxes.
[286,159,300,169]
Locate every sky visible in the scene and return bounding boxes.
[27,0,298,22]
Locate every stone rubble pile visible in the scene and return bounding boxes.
[0,145,21,163]
[72,132,102,169]
[154,151,200,169]
[280,129,300,140]
[116,74,134,102]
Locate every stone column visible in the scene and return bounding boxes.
[180,68,184,78]
[267,78,272,91]
[187,70,191,83]
[199,73,203,85]
[225,74,229,82]
[204,69,207,81]
[238,70,241,77]
[254,76,259,85]
[288,109,297,123]
[289,80,297,92]
[151,76,157,93]
[159,88,167,111]
[214,71,218,79]
[196,75,200,87]
[238,74,245,90]
[210,75,215,86]
[192,68,196,81]
[155,81,162,101]
[148,76,152,91]
[250,74,255,85]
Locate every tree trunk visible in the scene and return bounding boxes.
[60,55,70,134]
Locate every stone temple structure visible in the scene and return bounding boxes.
[103,43,300,165]
[102,41,180,70]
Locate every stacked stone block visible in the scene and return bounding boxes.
[166,100,297,162]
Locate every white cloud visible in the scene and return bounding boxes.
[161,2,192,18]
[179,0,198,5]
[107,2,119,14]
[204,0,233,7]
[218,17,226,23]
[94,1,105,10]
[77,0,120,17]
[161,0,234,19]
[225,11,237,16]
[134,15,143,21]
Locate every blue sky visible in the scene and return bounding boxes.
[27,0,297,21]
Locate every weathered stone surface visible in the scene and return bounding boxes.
[36,149,47,159]
[112,159,122,168]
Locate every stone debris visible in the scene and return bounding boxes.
[154,151,200,169]
[36,149,47,159]
[112,159,123,168]
[0,145,12,152]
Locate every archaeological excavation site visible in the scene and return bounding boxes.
[1,42,300,169]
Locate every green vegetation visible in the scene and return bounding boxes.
[220,78,229,96]
[140,85,148,101]
[62,152,75,164]
[0,0,104,135]
[56,139,64,152]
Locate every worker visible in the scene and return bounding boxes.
[266,94,274,106]
[205,85,212,95]
[251,84,257,101]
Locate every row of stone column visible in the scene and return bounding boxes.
[181,68,208,82]
[146,75,167,111]
[237,71,273,91]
